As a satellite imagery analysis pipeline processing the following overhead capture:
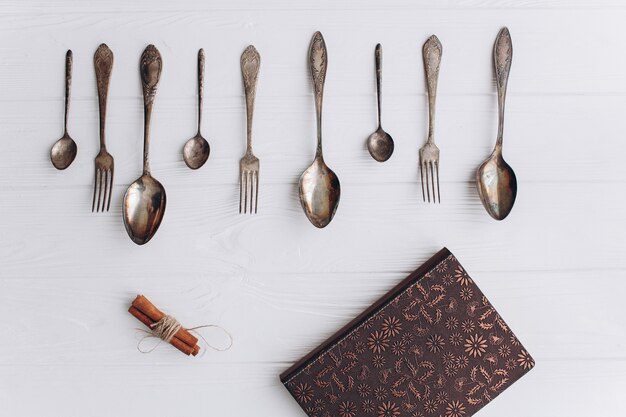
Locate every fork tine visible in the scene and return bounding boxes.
[425,162,431,203]
[106,169,113,212]
[243,171,249,214]
[248,171,253,214]
[96,169,104,213]
[430,162,436,204]
[92,169,99,212]
[254,171,259,214]
[250,171,254,214]
[435,161,440,203]
[248,171,254,214]
[420,161,426,202]
[102,170,109,213]
[239,171,243,213]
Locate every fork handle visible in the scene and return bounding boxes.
[423,35,442,143]
[494,27,512,147]
[94,44,114,149]
[241,45,260,154]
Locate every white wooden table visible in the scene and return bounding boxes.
[1,1,624,415]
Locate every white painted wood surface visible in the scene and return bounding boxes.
[0,1,624,415]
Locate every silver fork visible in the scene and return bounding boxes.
[419,35,442,203]
[92,44,114,212]
[239,45,261,214]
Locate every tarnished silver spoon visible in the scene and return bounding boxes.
[476,27,517,220]
[183,49,210,170]
[298,31,340,228]
[367,44,394,162]
[122,45,166,245]
[50,50,77,170]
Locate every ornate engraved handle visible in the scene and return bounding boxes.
[140,44,162,175]
[94,44,113,149]
[197,48,204,133]
[494,27,512,146]
[309,31,327,158]
[423,35,442,143]
[241,45,260,153]
[64,50,72,135]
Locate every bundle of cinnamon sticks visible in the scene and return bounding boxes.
[129,295,200,356]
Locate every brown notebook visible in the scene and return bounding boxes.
[280,248,534,417]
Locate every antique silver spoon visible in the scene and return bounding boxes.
[367,44,394,162]
[476,27,517,220]
[298,31,340,228]
[50,50,77,170]
[183,49,210,170]
[122,45,166,245]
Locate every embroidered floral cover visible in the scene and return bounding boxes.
[281,248,534,417]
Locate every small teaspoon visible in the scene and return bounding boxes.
[50,50,77,170]
[367,44,394,162]
[183,49,210,170]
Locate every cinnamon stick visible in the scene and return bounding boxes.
[129,306,198,356]
[131,295,199,348]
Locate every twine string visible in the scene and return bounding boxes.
[151,315,182,342]
[136,315,233,354]
[187,325,233,352]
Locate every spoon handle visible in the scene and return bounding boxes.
[94,44,113,149]
[309,31,327,159]
[197,48,204,134]
[64,50,72,135]
[423,35,442,144]
[140,45,162,176]
[241,45,260,154]
[494,27,512,147]
[375,43,382,127]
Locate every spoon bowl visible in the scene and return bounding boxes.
[476,149,517,220]
[299,158,340,228]
[183,133,210,169]
[367,127,394,162]
[123,175,167,245]
[50,134,77,170]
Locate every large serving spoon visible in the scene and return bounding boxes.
[122,45,166,245]
[183,48,210,169]
[50,50,78,170]
[367,44,394,162]
[298,31,340,228]
[476,27,517,221]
